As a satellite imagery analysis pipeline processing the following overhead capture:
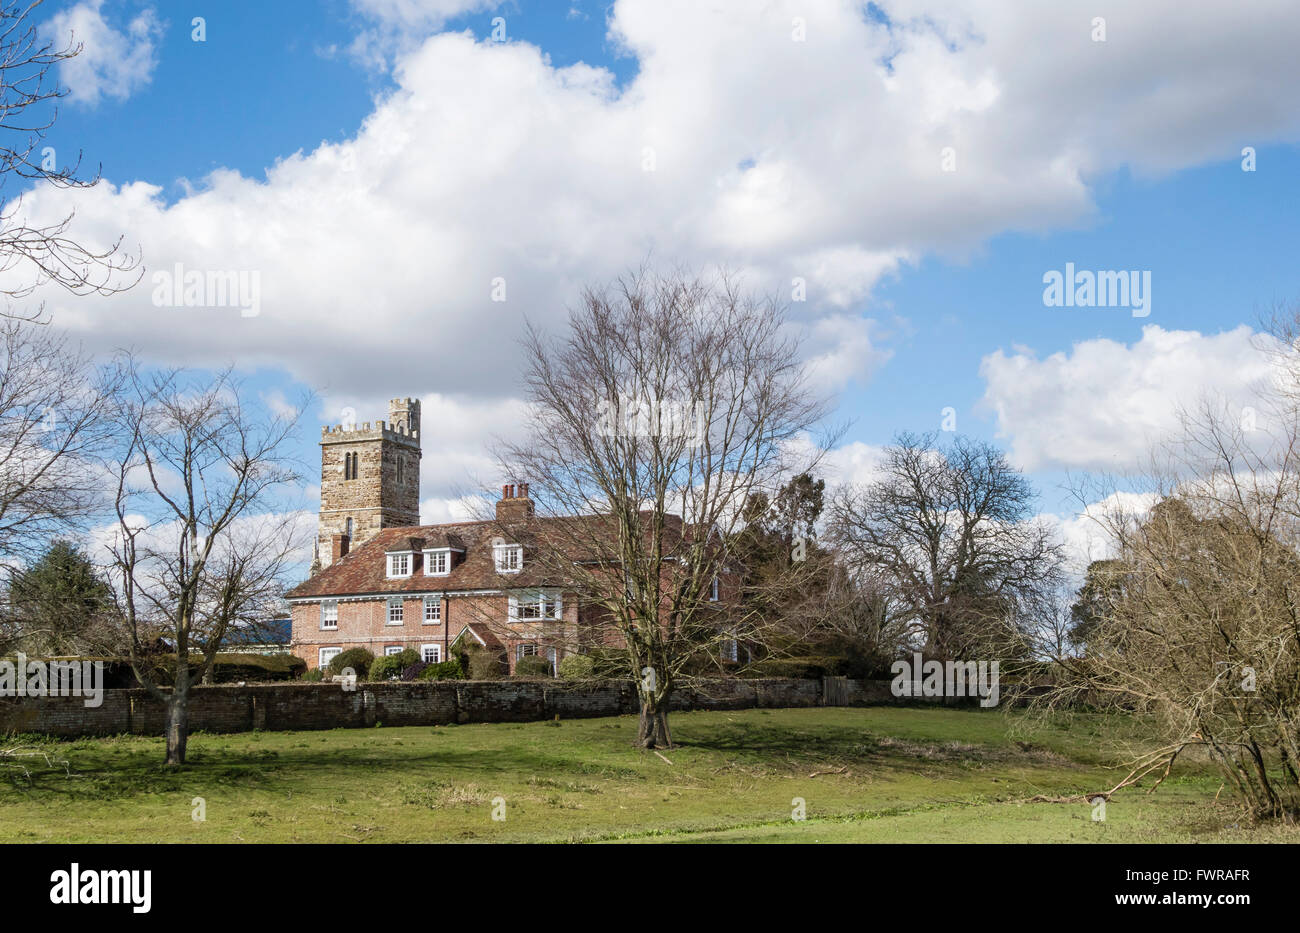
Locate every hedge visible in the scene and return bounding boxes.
[327,647,375,677]
[513,655,554,678]
[0,653,306,686]
[744,656,848,679]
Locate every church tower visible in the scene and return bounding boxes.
[315,398,422,570]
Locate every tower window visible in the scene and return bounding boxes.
[343,451,359,480]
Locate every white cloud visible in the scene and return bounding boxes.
[1041,490,1159,579]
[11,0,1300,486]
[346,0,501,66]
[45,1,163,106]
[980,325,1281,472]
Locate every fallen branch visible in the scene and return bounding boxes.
[1025,743,1188,805]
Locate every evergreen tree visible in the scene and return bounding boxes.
[5,539,115,655]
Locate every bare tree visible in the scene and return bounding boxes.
[827,432,1064,663]
[0,319,121,564]
[497,267,829,748]
[0,0,139,319]
[1047,390,1300,820]
[106,364,305,766]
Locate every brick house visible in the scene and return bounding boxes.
[287,399,733,674]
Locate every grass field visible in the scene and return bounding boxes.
[1,707,1292,843]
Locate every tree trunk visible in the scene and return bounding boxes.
[636,696,672,749]
[165,692,189,766]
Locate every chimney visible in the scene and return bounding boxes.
[331,533,350,561]
[496,481,534,523]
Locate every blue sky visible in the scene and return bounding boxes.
[20,0,1300,548]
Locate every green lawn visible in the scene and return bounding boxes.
[1,707,1291,843]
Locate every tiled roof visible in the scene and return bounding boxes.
[288,516,598,599]
[287,511,697,601]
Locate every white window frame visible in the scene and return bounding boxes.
[320,599,338,630]
[387,552,413,578]
[386,597,404,624]
[494,544,522,574]
[422,644,442,663]
[423,548,451,576]
[511,589,562,621]
[319,646,341,668]
[710,576,720,602]
[516,643,539,660]
[423,595,442,624]
[384,645,404,656]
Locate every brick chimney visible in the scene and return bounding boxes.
[496,482,535,523]
[331,533,350,561]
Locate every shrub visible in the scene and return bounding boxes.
[301,668,324,682]
[401,661,430,681]
[461,643,506,680]
[368,654,406,681]
[419,659,464,681]
[746,656,847,679]
[207,653,307,682]
[514,654,553,678]
[327,647,374,677]
[581,646,631,680]
[557,654,595,681]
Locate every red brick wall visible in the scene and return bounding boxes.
[291,592,582,672]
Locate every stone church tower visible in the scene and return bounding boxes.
[313,397,422,571]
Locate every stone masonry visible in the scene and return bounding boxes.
[316,397,422,569]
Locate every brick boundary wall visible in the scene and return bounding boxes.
[0,677,937,738]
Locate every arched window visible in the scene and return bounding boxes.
[344,452,358,480]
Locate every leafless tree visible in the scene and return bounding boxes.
[106,364,305,766]
[1046,385,1300,821]
[496,267,829,748]
[827,432,1064,664]
[0,0,139,320]
[0,319,121,564]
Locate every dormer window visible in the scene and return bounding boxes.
[423,548,452,576]
[387,552,412,578]
[494,543,522,573]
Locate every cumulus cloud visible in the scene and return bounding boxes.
[346,0,501,66]
[980,325,1282,472]
[44,1,164,106]
[9,0,1300,492]
[1041,490,1160,579]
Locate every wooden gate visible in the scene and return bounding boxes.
[822,676,849,707]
